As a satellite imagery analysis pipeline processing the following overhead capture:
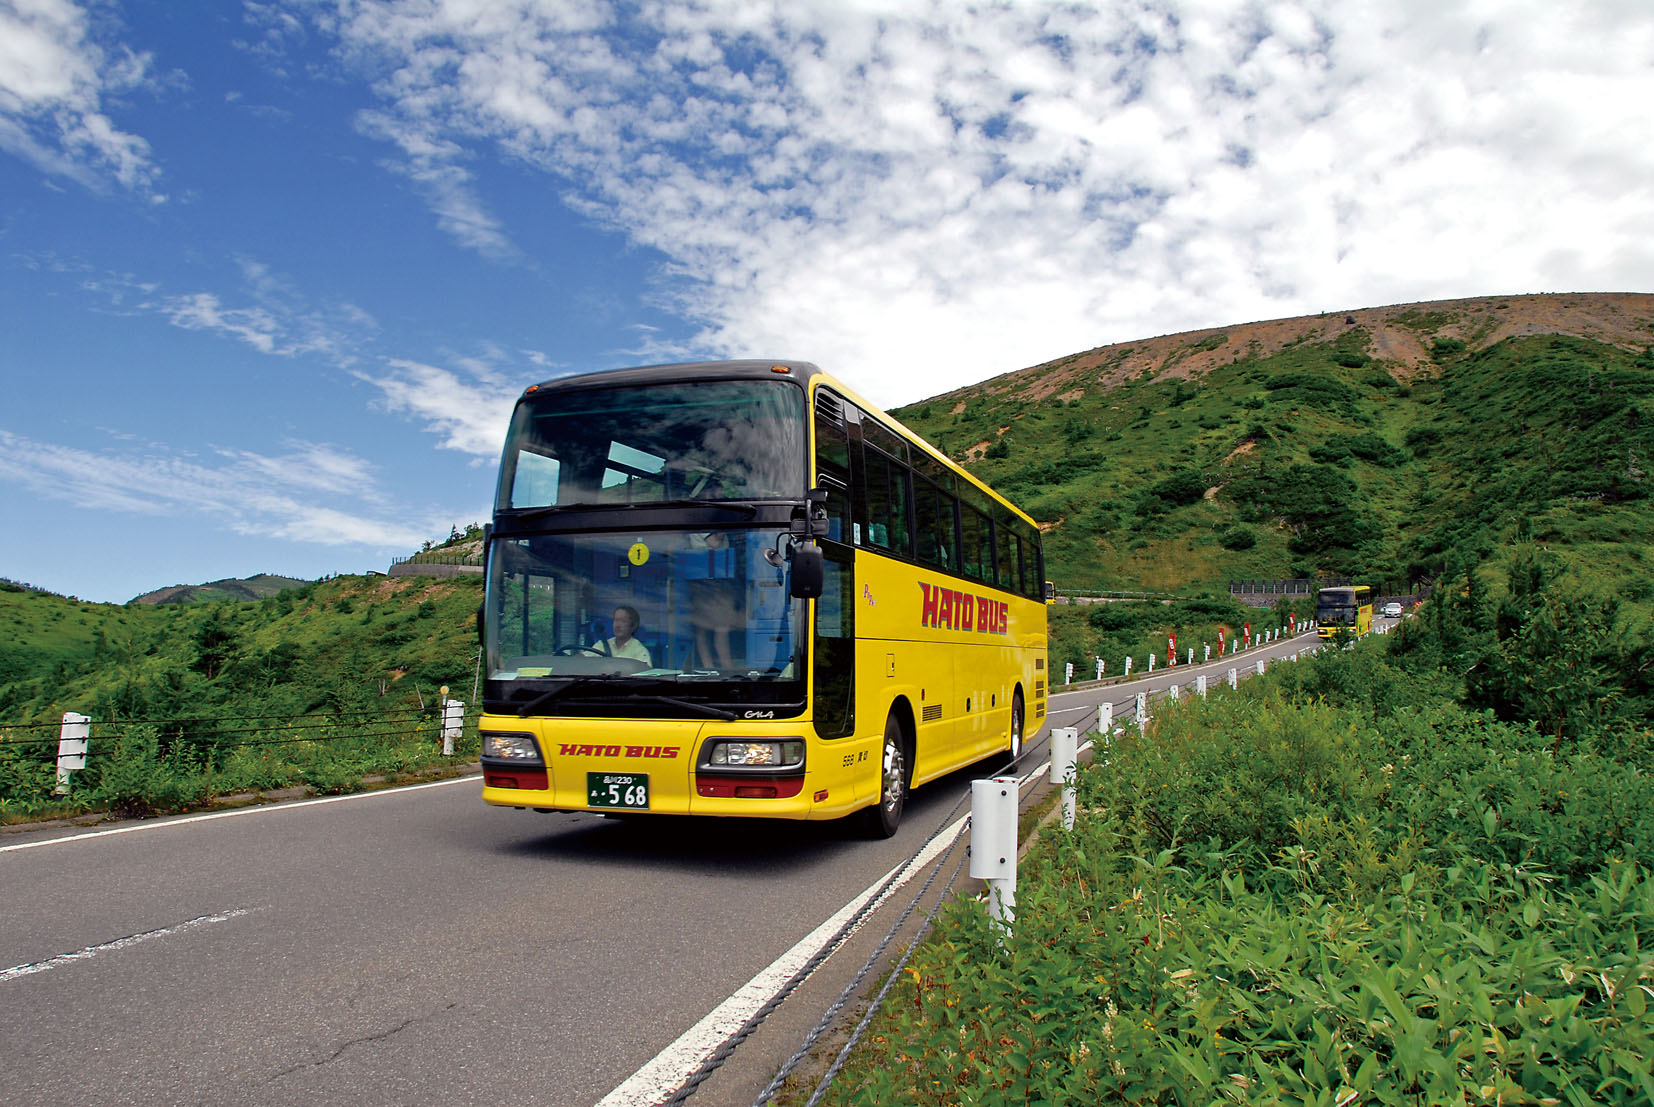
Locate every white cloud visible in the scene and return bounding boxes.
[360,357,519,458]
[0,0,162,197]
[72,259,380,365]
[318,0,1654,406]
[0,428,437,550]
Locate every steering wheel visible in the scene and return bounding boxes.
[554,642,610,656]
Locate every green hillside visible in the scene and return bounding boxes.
[0,574,481,726]
[892,296,1654,601]
[0,582,154,694]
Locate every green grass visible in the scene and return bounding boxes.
[794,605,1654,1105]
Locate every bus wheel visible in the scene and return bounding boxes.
[862,715,907,839]
[1006,690,1025,763]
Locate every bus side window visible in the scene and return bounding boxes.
[994,515,1018,591]
[814,395,852,543]
[959,504,991,583]
[860,445,912,555]
[914,478,955,571]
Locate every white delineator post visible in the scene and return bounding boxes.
[1197,674,1208,698]
[440,688,464,756]
[1049,727,1078,831]
[1256,659,1266,677]
[1135,691,1148,728]
[1098,701,1113,735]
[970,777,1019,936]
[56,712,89,795]
[1228,668,1239,689]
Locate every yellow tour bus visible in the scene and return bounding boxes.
[477,360,1048,836]
[1316,584,1373,640]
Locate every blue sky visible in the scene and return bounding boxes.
[3,0,1652,604]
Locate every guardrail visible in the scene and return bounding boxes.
[389,552,483,567]
[1050,588,1179,603]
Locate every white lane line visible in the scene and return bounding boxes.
[596,817,971,1107]
[0,775,478,854]
[0,908,255,984]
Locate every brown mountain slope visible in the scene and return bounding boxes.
[934,292,1654,405]
[129,574,311,605]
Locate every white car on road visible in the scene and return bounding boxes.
[1383,602,1404,618]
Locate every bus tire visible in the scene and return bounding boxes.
[1006,689,1025,764]
[862,714,907,839]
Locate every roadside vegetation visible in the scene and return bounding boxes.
[800,549,1654,1104]
[0,574,483,823]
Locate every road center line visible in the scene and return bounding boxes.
[0,908,255,984]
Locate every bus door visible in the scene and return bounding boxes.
[814,541,868,797]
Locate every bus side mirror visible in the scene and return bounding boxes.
[790,542,825,599]
[476,604,485,648]
[1043,580,1055,603]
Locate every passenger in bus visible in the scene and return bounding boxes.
[687,532,743,670]
[605,605,652,665]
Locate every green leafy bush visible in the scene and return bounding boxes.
[817,648,1654,1106]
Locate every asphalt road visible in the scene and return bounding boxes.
[1,626,1338,1107]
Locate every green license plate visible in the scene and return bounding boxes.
[587,772,649,810]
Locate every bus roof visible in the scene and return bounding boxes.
[518,360,1037,529]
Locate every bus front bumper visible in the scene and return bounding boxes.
[479,715,866,820]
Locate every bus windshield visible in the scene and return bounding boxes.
[1317,588,1359,625]
[484,527,807,705]
[498,379,806,510]
[1318,603,1358,626]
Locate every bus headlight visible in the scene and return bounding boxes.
[701,739,805,770]
[482,731,543,763]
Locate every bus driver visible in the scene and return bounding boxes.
[606,605,652,665]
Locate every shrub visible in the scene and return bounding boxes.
[1148,468,1206,507]
[828,677,1654,1106]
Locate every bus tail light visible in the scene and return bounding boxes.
[697,775,805,799]
[484,768,549,790]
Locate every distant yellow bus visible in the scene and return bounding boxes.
[1316,585,1373,640]
[477,360,1048,836]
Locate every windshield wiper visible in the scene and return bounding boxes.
[509,676,636,716]
[627,695,737,721]
[508,679,736,721]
